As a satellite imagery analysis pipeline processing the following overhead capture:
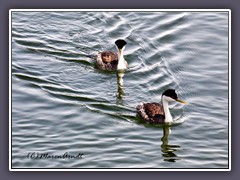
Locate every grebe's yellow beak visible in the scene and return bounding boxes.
[176,98,189,105]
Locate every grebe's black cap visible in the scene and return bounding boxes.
[115,39,127,49]
[162,89,189,104]
[162,89,177,100]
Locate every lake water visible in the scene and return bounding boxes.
[10,10,229,170]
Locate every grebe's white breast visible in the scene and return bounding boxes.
[117,46,127,70]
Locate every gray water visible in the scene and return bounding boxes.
[11,11,229,169]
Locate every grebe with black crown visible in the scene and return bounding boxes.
[136,89,188,124]
[94,39,127,71]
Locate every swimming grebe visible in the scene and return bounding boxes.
[136,89,188,124]
[94,39,127,71]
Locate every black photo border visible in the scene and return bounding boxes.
[1,0,238,179]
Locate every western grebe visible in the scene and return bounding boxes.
[94,39,127,71]
[136,89,188,124]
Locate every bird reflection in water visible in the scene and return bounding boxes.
[161,125,181,162]
[116,70,125,102]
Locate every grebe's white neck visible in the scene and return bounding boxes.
[162,96,173,123]
[117,46,127,70]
